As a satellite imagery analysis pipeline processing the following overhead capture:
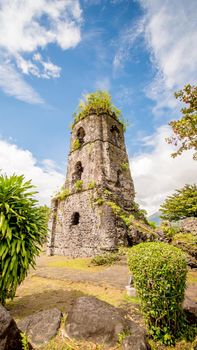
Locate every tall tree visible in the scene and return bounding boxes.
[160,184,197,221]
[167,84,197,160]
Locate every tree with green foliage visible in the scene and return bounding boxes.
[160,184,197,221]
[167,84,197,160]
[0,174,47,304]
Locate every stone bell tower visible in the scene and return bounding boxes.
[48,111,135,257]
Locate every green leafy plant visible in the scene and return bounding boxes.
[72,91,127,130]
[0,174,47,305]
[103,188,112,196]
[54,188,70,200]
[161,220,179,241]
[127,242,187,345]
[148,221,157,229]
[88,181,96,189]
[95,198,105,206]
[74,180,83,192]
[72,139,81,151]
[21,332,30,350]
[120,162,129,171]
[118,330,131,344]
[91,252,120,266]
[160,184,197,221]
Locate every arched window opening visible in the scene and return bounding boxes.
[110,125,120,146]
[77,127,85,145]
[71,212,80,225]
[116,169,122,187]
[72,161,83,182]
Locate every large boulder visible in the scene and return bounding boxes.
[18,308,62,348]
[179,218,197,235]
[64,296,145,346]
[0,304,29,350]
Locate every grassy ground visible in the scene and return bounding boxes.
[6,255,197,350]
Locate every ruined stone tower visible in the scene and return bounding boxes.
[48,108,135,257]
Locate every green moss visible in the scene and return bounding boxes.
[120,162,129,171]
[74,180,83,192]
[95,198,105,206]
[72,139,81,151]
[91,252,120,266]
[88,181,96,189]
[54,188,70,200]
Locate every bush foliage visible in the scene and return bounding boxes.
[160,184,197,221]
[72,91,126,130]
[0,174,47,304]
[127,242,187,345]
[91,252,120,266]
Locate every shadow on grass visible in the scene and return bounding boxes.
[7,289,85,320]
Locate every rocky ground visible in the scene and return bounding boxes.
[6,254,197,350]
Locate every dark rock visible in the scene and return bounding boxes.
[0,304,30,350]
[122,333,150,350]
[183,296,197,316]
[18,308,62,347]
[65,296,144,346]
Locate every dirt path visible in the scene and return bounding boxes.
[34,260,129,289]
[33,254,197,301]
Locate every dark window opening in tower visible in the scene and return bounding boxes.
[116,169,122,187]
[72,161,83,182]
[110,125,120,146]
[71,212,80,225]
[77,127,85,145]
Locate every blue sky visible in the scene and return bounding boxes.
[0,0,196,214]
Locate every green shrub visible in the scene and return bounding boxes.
[127,242,187,345]
[0,174,47,304]
[148,221,157,229]
[74,180,83,192]
[72,91,127,130]
[21,332,30,350]
[91,252,120,266]
[54,188,70,200]
[161,220,180,240]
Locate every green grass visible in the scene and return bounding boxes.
[187,271,197,283]
[46,257,103,271]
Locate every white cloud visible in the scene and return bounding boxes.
[0,62,44,104]
[113,18,145,71]
[139,0,197,111]
[0,139,64,205]
[0,0,82,103]
[131,125,197,215]
[95,77,111,91]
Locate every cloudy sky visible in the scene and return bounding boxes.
[0,0,196,215]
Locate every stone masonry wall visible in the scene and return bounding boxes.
[48,113,135,257]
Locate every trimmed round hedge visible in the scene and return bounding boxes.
[127,242,187,345]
